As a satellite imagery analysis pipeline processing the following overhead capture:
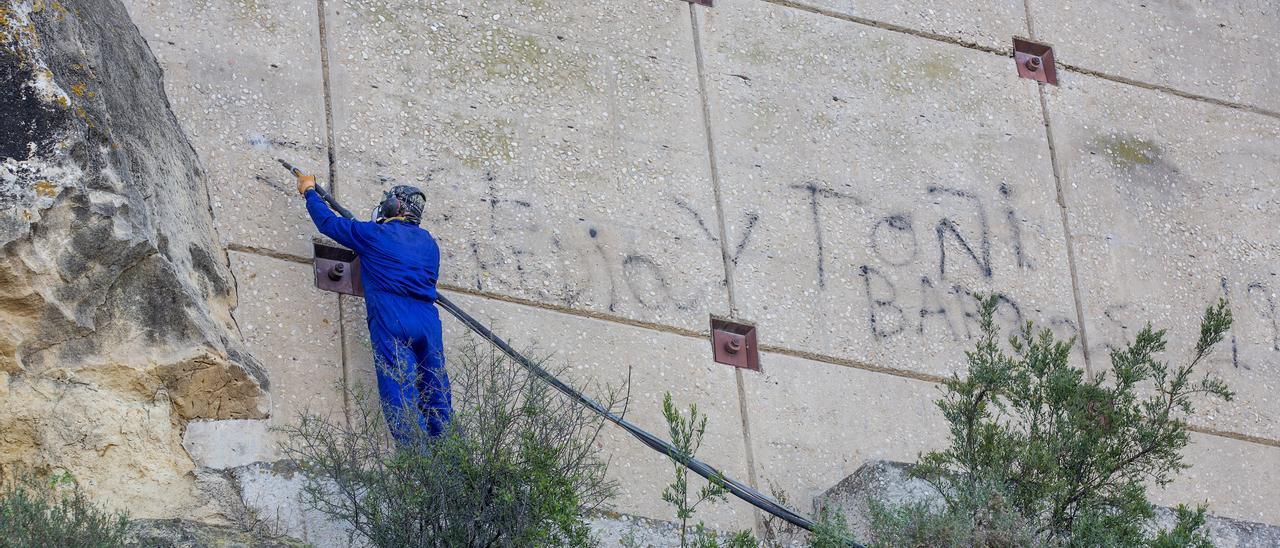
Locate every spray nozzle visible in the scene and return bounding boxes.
[278,158,304,177]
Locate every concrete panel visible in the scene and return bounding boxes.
[340,294,376,399]
[122,0,329,257]
[233,462,351,548]
[182,419,276,469]
[1032,1,1280,114]
[229,252,345,433]
[701,0,1079,378]
[418,292,755,530]
[1152,432,1280,525]
[747,353,1280,526]
[1045,73,1280,441]
[743,354,947,513]
[325,0,727,332]
[785,0,1028,51]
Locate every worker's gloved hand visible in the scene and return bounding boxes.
[296,173,316,195]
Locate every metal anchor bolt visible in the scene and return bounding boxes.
[328,263,346,281]
[724,338,742,354]
[1024,57,1042,72]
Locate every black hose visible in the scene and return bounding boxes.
[279,159,358,220]
[310,182,862,546]
[312,185,357,221]
[434,295,828,534]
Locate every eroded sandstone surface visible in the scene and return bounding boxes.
[1,0,266,519]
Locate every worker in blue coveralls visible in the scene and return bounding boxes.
[295,172,451,445]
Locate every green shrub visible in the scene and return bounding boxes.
[806,507,857,548]
[658,395,859,548]
[867,481,1036,547]
[658,393,758,548]
[279,340,624,547]
[869,296,1234,547]
[0,470,129,548]
[1149,505,1213,548]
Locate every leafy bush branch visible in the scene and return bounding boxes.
[870,296,1234,546]
[279,340,627,547]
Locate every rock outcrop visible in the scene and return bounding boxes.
[0,0,266,519]
[127,519,306,548]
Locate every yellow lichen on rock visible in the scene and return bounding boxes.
[31,179,57,196]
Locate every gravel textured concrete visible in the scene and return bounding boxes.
[1032,0,1280,113]
[98,0,1280,534]
[1046,69,1280,440]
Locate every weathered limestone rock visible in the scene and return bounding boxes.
[127,519,306,548]
[811,460,944,541]
[0,0,266,518]
[588,512,684,548]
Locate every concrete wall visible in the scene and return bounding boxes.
[122,0,1280,532]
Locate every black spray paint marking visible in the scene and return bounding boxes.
[550,235,586,308]
[950,285,1024,339]
[470,241,488,291]
[670,198,760,267]
[1100,302,1140,354]
[1047,316,1079,342]
[467,182,536,292]
[671,197,718,243]
[928,186,992,279]
[1000,183,1030,270]
[870,213,918,266]
[996,294,1023,327]
[951,284,981,340]
[792,182,862,288]
[918,275,955,339]
[512,247,537,290]
[859,265,904,340]
[731,213,760,265]
[623,255,694,311]
[483,181,532,229]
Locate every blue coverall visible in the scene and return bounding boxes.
[305,190,452,443]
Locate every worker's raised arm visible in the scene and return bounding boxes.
[298,174,365,252]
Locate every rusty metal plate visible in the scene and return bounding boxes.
[1013,37,1057,85]
[711,316,758,371]
[314,240,364,297]
[685,0,712,6]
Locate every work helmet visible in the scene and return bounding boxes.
[375,185,426,224]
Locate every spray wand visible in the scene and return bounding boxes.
[278,159,357,220]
